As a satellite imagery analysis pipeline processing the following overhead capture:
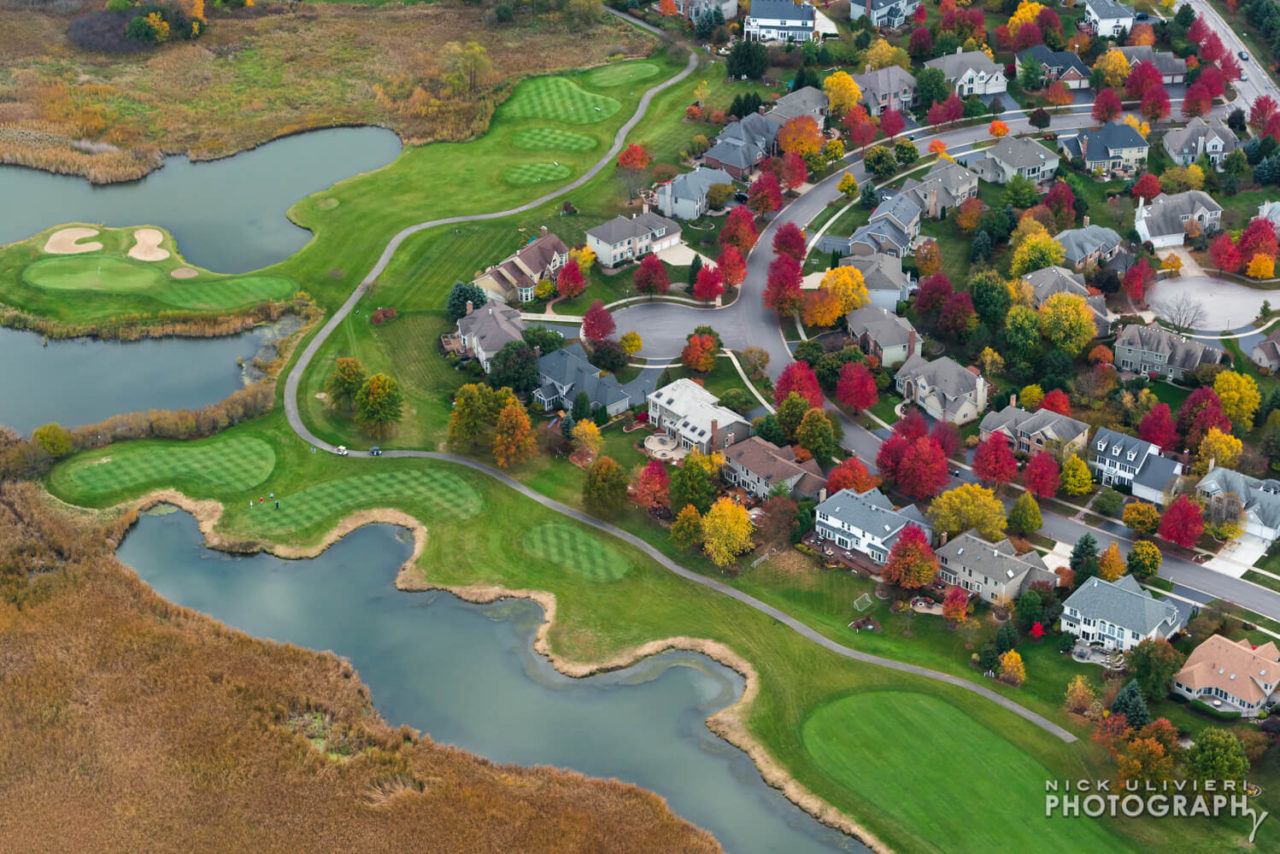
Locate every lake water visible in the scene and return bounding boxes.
[0,325,264,434]
[118,510,861,854]
[0,127,402,273]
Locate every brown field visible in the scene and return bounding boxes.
[0,482,718,852]
[0,0,653,182]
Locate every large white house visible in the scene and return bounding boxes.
[848,0,920,29]
[647,379,751,453]
[585,211,681,268]
[1175,635,1280,718]
[1087,427,1183,505]
[1083,0,1135,37]
[744,0,817,42]
[923,48,1007,97]
[1061,576,1183,652]
[813,487,932,565]
[655,167,734,220]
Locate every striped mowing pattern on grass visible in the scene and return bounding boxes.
[521,521,632,582]
[503,162,574,187]
[511,127,599,152]
[501,77,621,125]
[245,468,482,535]
[24,256,165,293]
[157,276,297,310]
[52,437,277,500]
[582,62,659,88]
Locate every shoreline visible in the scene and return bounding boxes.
[113,488,889,853]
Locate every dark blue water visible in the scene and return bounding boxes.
[118,510,861,854]
[0,127,402,272]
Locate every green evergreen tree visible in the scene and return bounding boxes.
[1110,679,1151,728]
[1008,492,1042,535]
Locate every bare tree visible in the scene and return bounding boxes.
[1158,291,1207,334]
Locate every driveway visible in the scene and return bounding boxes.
[1151,273,1272,330]
[655,242,714,267]
[1205,533,1271,579]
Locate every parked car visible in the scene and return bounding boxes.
[370,446,383,456]
[1240,50,1251,61]
[336,445,349,456]
[1242,71,1250,82]
[1135,11,1148,20]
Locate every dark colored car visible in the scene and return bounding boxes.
[370,446,383,456]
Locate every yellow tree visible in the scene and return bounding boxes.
[1038,292,1096,355]
[998,649,1027,686]
[1011,232,1066,276]
[702,497,754,567]
[1123,114,1150,139]
[864,38,911,71]
[838,171,859,197]
[1122,501,1161,535]
[823,71,862,116]
[572,419,603,457]
[1094,48,1131,88]
[978,346,1005,376]
[1247,253,1276,280]
[1020,384,1044,409]
[1214,370,1261,429]
[928,483,1007,540]
[571,245,597,269]
[802,288,843,327]
[1009,216,1047,252]
[441,41,492,95]
[777,115,824,158]
[988,119,1009,138]
[1195,427,1243,475]
[1060,454,1093,496]
[492,402,536,469]
[1007,0,1045,35]
[819,265,869,315]
[619,330,643,356]
[1099,542,1126,581]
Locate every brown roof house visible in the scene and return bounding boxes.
[722,436,826,500]
[473,228,570,304]
[894,354,988,425]
[1174,635,1280,717]
[456,302,525,373]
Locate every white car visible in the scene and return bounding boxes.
[336,445,349,456]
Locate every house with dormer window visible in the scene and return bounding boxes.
[1083,0,1135,37]
[1087,427,1183,503]
[532,347,632,418]
[852,66,917,116]
[979,403,1090,459]
[936,532,1058,605]
[647,379,750,453]
[586,211,682,268]
[1061,576,1183,652]
[924,48,1007,96]
[744,0,817,42]
[813,487,932,564]
[1114,323,1226,381]
[849,0,921,29]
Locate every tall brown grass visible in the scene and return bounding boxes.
[0,480,720,852]
[0,294,314,341]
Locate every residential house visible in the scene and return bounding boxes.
[1022,265,1112,335]
[897,160,980,219]
[1174,635,1280,717]
[1135,190,1223,248]
[647,378,751,453]
[1061,575,1183,652]
[813,487,933,564]
[473,228,570,304]
[1163,117,1239,169]
[1088,427,1184,504]
[846,193,922,258]
[744,0,817,42]
[924,48,1008,96]
[841,252,915,311]
[852,65,917,116]
[960,136,1060,185]
[895,354,989,424]
[1055,225,1124,271]
[703,113,778,178]
[456,302,526,373]
[532,346,632,418]
[1260,200,1280,230]
[847,305,917,366]
[978,403,1091,459]
[848,0,921,29]
[723,436,826,500]
[765,86,829,126]
[1197,467,1280,546]
[676,0,738,24]
[936,533,1059,605]
[1114,323,1226,381]
[1083,0,1135,37]
[655,167,735,220]
[1015,45,1091,89]
[1059,122,1149,177]
[586,211,681,268]
[1251,328,1280,372]
[1117,46,1187,84]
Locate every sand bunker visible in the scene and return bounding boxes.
[170,267,198,280]
[43,227,102,255]
[127,228,170,262]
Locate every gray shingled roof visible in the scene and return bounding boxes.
[936,532,1050,588]
[843,252,911,293]
[666,167,734,203]
[1018,45,1089,78]
[586,211,680,246]
[1133,452,1182,494]
[924,49,1002,81]
[987,135,1058,170]
[848,305,915,349]
[1199,467,1280,531]
[1085,0,1134,20]
[853,66,916,105]
[979,404,1090,446]
[1163,117,1238,163]
[897,354,979,397]
[1115,324,1224,372]
[1066,122,1148,163]
[816,487,929,541]
[768,86,828,122]
[1136,190,1223,240]
[749,0,815,20]
[457,302,525,353]
[537,346,630,409]
[1091,427,1158,465]
[1118,46,1186,78]
[1064,575,1181,637]
[1056,225,1121,268]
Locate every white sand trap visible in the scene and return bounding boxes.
[44,227,102,255]
[170,267,198,280]
[128,228,170,262]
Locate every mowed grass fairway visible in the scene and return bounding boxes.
[46,413,1131,853]
[583,61,659,88]
[522,522,632,582]
[512,128,599,152]
[501,76,621,124]
[0,225,300,324]
[49,434,276,502]
[803,692,1118,853]
[503,162,574,186]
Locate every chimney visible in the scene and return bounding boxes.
[866,0,871,19]
[1083,214,1091,227]
[864,63,872,75]
[907,329,918,358]
[465,300,474,316]
[818,487,828,502]
[940,530,949,546]
[710,419,719,450]
[1009,392,1017,408]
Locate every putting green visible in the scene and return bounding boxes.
[502,76,621,124]
[583,62,659,88]
[50,436,277,503]
[503,162,574,187]
[157,276,297,310]
[521,521,631,582]
[512,127,598,152]
[802,692,1118,851]
[24,255,166,293]
[242,468,483,536]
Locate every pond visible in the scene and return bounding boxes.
[0,127,402,273]
[118,510,861,854]
[0,325,268,434]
